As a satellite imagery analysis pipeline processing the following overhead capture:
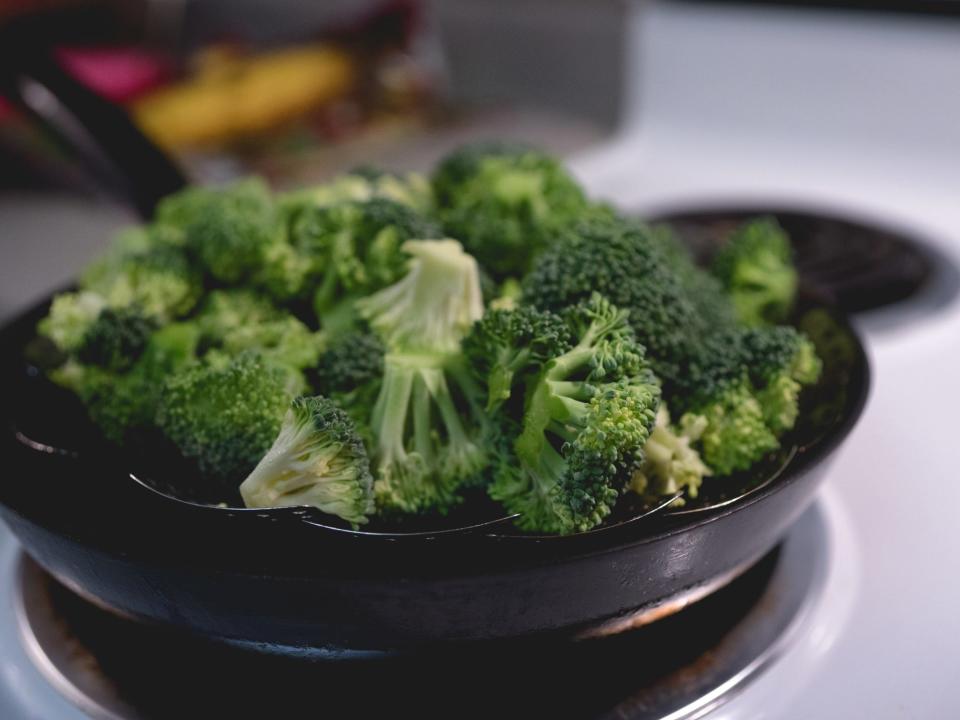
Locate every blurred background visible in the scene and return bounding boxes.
[3,0,960,323]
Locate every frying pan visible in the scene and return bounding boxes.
[0,37,870,656]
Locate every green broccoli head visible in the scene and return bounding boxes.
[184,178,281,285]
[630,406,711,502]
[156,352,293,490]
[740,325,822,433]
[80,243,202,321]
[355,239,488,514]
[433,141,589,278]
[37,291,107,354]
[490,294,660,534]
[291,198,441,335]
[312,330,385,419]
[522,215,702,390]
[76,307,156,373]
[462,305,573,411]
[712,217,798,326]
[239,396,374,526]
[77,322,201,445]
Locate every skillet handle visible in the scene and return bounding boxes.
[0,28,186,220]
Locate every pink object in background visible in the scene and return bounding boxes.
[54,46,173,104]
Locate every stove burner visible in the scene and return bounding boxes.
[14,505,828,720]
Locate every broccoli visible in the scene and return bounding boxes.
[290,198,441,336]
[80,244,202,321]
[741,325,822,433]
[279,169,434,219]
[153,185,216,239]
[312,330,385,420]
[462,306,572,411]
[489,294,660,534]
[432,141,589,279]
[76,307,156,373]
[183,178,282,285]
[156,352,293,489]
[37,291,106,354]
[712,217,798,326]
[239,396,374,526]
[630,406,711,502]
[78,322,200,445]
[194,290,280,342]
[522,215,703,391]
[668,327,779,476]
[354,239,488,514]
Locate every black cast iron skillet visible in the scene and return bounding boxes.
[0,36,870,656]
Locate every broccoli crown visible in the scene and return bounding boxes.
[216,314,323,372]
[522,216,702,389]
[239,396,374,526]
[433,141,588,278]
[313,330,385,397]
[254,239,316,303]
[156,352,293,488]
[76,307,156,372]
[81,244,202,321]
[184,178,280,285]
[630,406,711,501]
[712,217,798,326]
[463,306,573,411]
[648,223,738,330]
[678,378,778,477]
[357,239,484,354]
[78,322,201,445]
[37,291,107,353]
[293,198,441,333]
[195,289,280,342]
[153,185,216,234]
[740,325,822,433]
[490,294,660,534]
[355,239,488,514]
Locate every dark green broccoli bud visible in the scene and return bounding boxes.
[712,217,798,326]
[184,178,281,285]
[490,294,660,534]
[37,291,107,354]
[630,406,711,502]
[740,325,822,433]
[76,307,156,373]
[156,352,293,488]
[648,223,738,330]
[356,240,488,514]
[80,244,203,321]
[78,322,201,445]
[463,306,573,411]
[239,396,374,526]
[432,141,589,278]
[522,215,702,390]
[313,330,384,406]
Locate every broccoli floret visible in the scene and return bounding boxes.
[489,277,523,312]
[355,240,488,514]
[183,178,281,285]
[76,307,156,372]
[648,223,738,330]
[239,396,374,526]
[741,325,822,433]
[433,141,589,278]
[669,327,778,476]
[522,215,702,391]
[156,352,293,489]
[462,306,572,411]
[712,217,798,326]
[80,244,202,321]
[490,294,660,534]
[78,322,201,445]
[312,330,385,419]
[630,406,711,502]
[37,291,106,354]
[153,185,216,237]
[290,198,441,336]
[195,290,279,339]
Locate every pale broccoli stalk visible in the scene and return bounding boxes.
[240,396,374,527]
[355,239,488,514]
[630,406,711,503]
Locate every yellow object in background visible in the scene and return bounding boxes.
[133,45,355,150]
